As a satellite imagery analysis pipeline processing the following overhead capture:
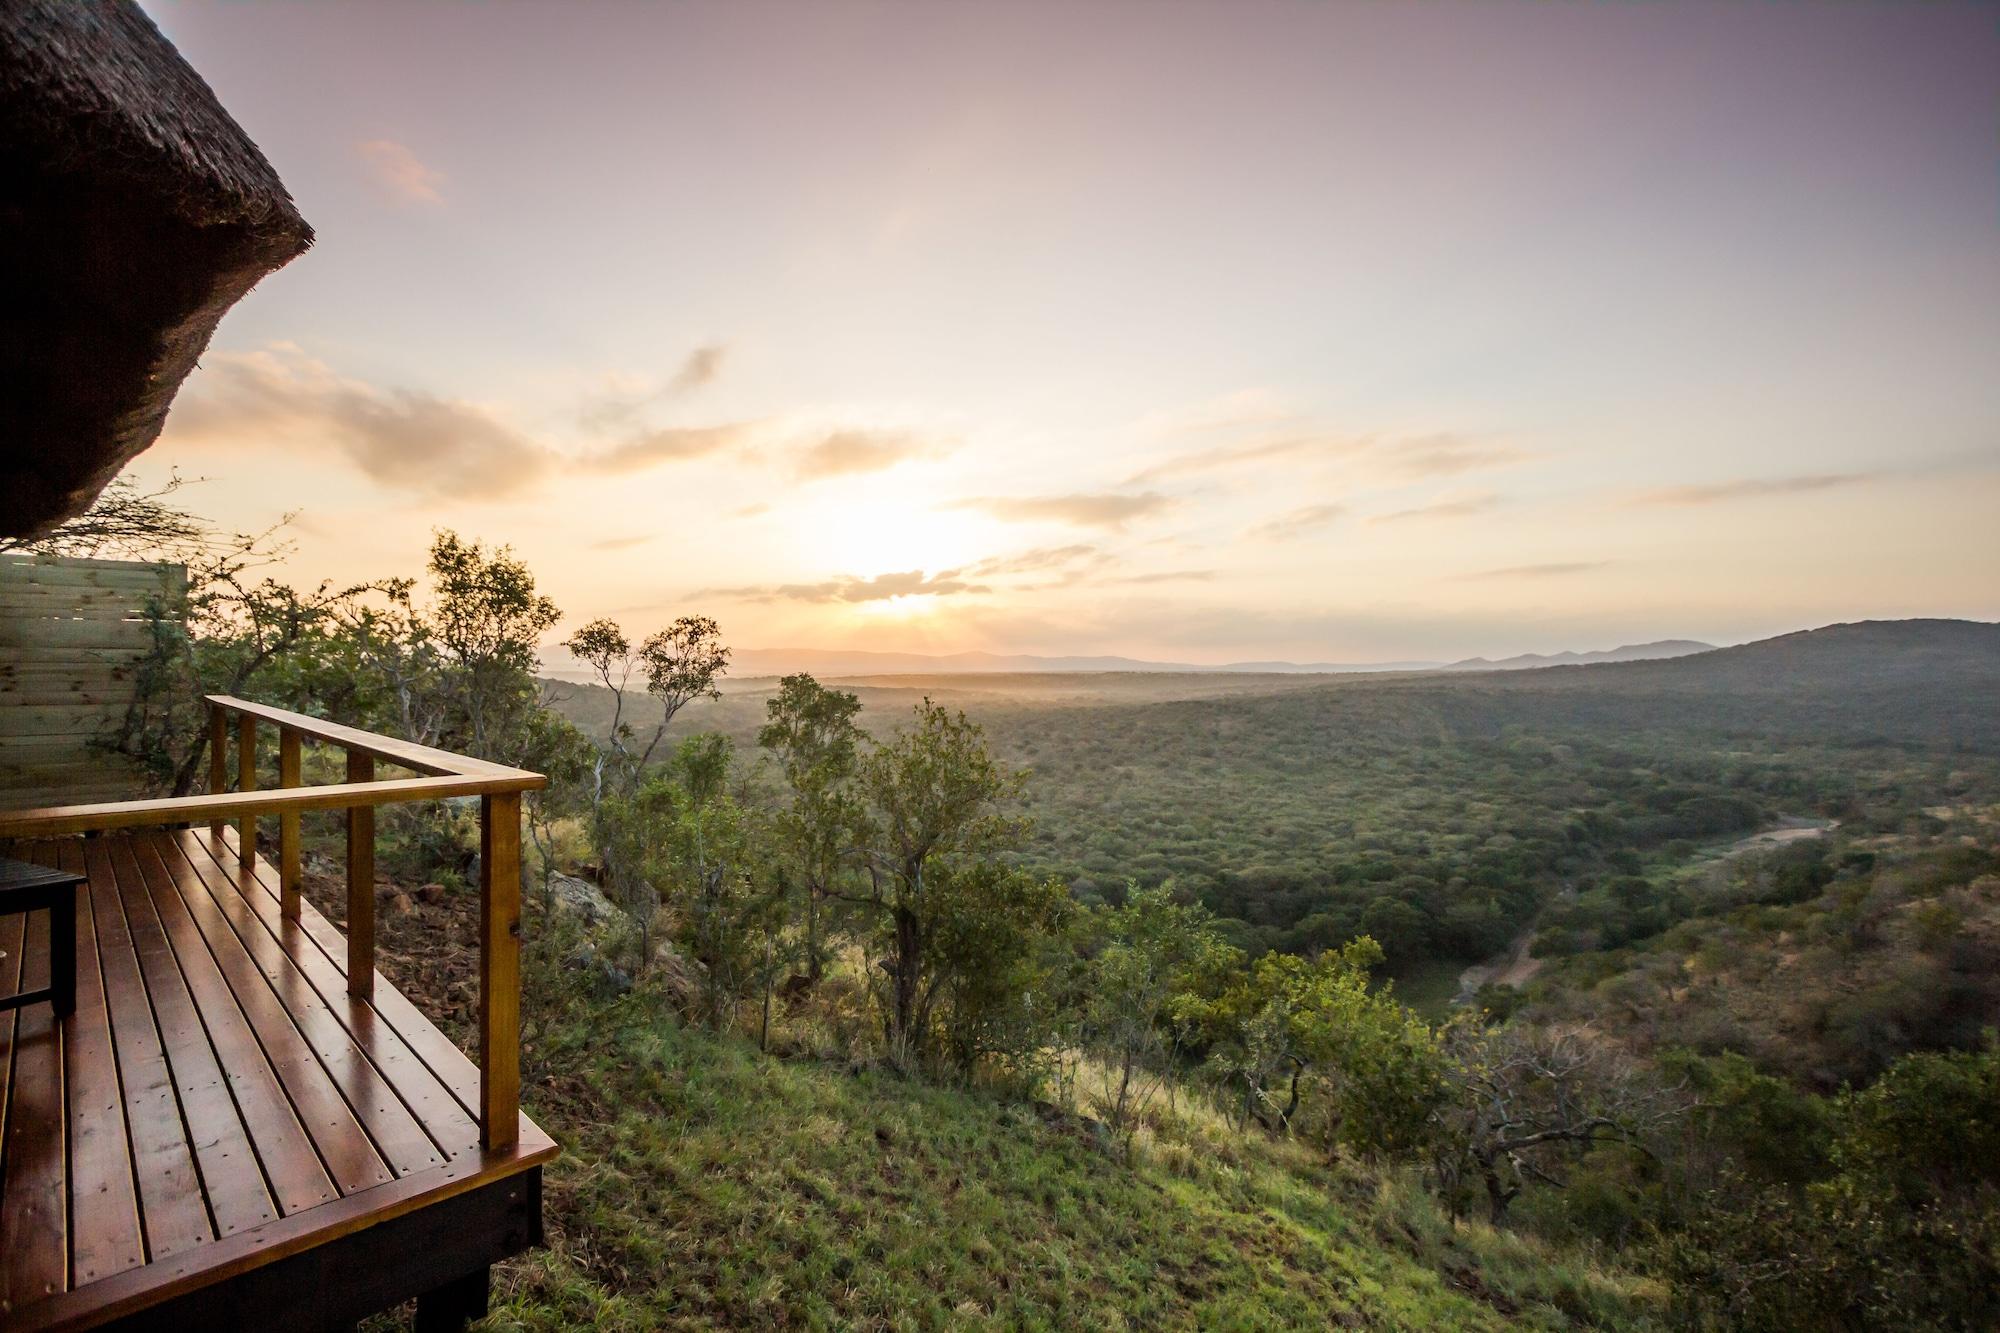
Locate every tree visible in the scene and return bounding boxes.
[850,699,1027,1061]
[423,532,559,758]
[1432,1023,1684,1224]
[758,674,864,985]
[650,734,779,1029]
[1082,883,1236,1147]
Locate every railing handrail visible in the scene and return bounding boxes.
[0,695,544,839]
[0,694,537,1152]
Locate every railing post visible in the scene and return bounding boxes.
[279,725,302,918]
[479,790,521,1152]
[208,702,228,841]
[236,712,258,866]
[346,751,375,997]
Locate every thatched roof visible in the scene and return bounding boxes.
[0,0,314,540]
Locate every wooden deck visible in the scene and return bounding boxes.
[0,827,556,1330]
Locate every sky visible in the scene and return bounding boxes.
[132,0,2000,665]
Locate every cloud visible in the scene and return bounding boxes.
[582,423,753,474]
[670,344,726,393]
[588,535,654,552]
[1454,561,1609,581]
[1377,434,1532,480]
[1127,430,1529,487]
[733,502,772,519]
[1248,502,1344,541]
[962,544,1105,578]
[581,343,729,430]
[795,430,949,480]
[1369,491,1500,524]
[1104,569,1218,585]
[696,569,990,604]
[1127,435,1364,486]
[946,492,1174,530]
[166,347,549,499]
[1628,473,1874,507]
[356,139,444,205]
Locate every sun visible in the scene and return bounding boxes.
[778,481,994,582]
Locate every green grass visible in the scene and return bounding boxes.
[485,986,1661,1331]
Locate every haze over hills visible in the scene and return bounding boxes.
[546,638,1719,681]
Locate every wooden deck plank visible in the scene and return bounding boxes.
[190,831,485,1154]
[141,833,393,1199]
[163,832,446,1180]
[76,837,213,1263]
[0,827,556,1328]
[217,829,488,1130]
[104,834,278,1239]
[0,901,25,1162]
[121,836,340,1216]
[0,896,68,1314]
[48,841,146,1288]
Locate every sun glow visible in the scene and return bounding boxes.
[778,483,996,581]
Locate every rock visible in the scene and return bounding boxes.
[546,874,618,925]
[417,882,446,905]
[387,891,415,916]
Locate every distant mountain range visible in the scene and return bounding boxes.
[618,639,1722,680]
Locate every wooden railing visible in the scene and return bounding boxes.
[0,695,546,1152]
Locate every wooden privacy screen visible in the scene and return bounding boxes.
[0,554,186,809]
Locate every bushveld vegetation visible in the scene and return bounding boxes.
[36,495,2000,1329]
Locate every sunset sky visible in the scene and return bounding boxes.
[132,0,1999,664]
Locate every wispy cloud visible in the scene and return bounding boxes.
[1628,473,1874,506]
[794,430,950,480]
[1377,434,1533,480]
[1126,434,1364,486]
[670,344,726,393]
[1454,560,1609,581]
[1104,569,1217,585]
[355,139,444,205]
[1369,491,1500,524]
[166,346,548,499]
[587,535,654,552]
[582,423,754,474]
[963,544,1106,578]
[696,569,989,604]
[946,492,1174,530]
[1248,502,1344,540]
[733,502,771,519]
[581,343,729,430]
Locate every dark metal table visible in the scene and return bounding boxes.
[0,855,79,1017]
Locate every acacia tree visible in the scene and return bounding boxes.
[757,674,864,985]
[1083,883,1237,1146]
[424,532,559,759]
[1431,1022,1684,1224]
[848,699,1027,1061]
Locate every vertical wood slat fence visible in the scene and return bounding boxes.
[0,554,186,809]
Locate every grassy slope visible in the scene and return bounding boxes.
[481,986,1658,1331]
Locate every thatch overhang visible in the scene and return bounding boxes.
[1,0,313,540]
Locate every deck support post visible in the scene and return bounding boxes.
[346,750,376,995]
[236,713,257,865]
[414,1265,491,1331]
[208,702,229,841]
[278,726,302,918]
[479,791,521,1152]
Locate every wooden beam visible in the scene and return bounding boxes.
[208,701,229,841]
[237,713,258,865]
[346,751,376,998]
[279,726,302,918]
[478,792,521,1152]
